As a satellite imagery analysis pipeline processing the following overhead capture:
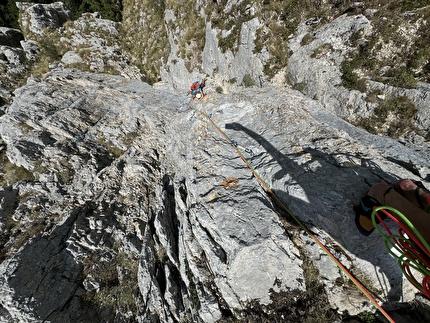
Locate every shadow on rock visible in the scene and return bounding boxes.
[6,205,100,322]
[225,122,408,307]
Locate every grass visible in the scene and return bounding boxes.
[242,73,255,87]
[301,33,316,46]
[0,150,35,187]
[121,0,170,84]
[342,2,430,90]
[83,250,139,313]
[311,43,333,59]
[355,95,418,138]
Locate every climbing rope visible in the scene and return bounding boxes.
[185,101,396,323]
[372,206,430,298]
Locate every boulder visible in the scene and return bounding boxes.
[16,2,73,36]
[0,28,24,47]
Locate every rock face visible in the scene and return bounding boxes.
[16,1,73,35]
[287,14,430,141]
[0,68,429,322]
[0,1,430,322]
[0,2,141,101]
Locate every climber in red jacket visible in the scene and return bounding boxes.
[188,79,206,102]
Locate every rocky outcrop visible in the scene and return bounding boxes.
[0,2,142,104]
[287,14,372,118]
[0,68,429,322]
[0,1,429,322]
[16,1,73,35]
[0,27,31,101]
[287,13,430,142]
[123,1,430,144]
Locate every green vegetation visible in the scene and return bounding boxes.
[56,158,75,185]
[73,0,122,21]
[83,251,139,313]
[0,150,35,187]
[30,31,65,77]
[0,0,21,28]
[119,0,429,87]
[342,2,430,90]
[242,73,255,87]
[292,82,306,94]
[311,43,333,59]
[169,0,205,72]
[206,0,253,54]
[357,311,376,323]
[121,0,170,84]
[215,86,223,94]
[0,0,122,28]
[355,96,418,138]
[301,33,315,46]
[185,261,201,311]
[341,60,361,90]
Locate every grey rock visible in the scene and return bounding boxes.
[367,80,430,134]
[20,40,39,62]
[287,13,430,141]
[16,1,73,36]
[0,28,24,47]
[288,14,372,118]
[61,50,83,65]
[0,47,25,65]
[0,2,428,322]
[163,17,264,91]
[0,69,428,321]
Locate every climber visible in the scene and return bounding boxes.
[199,78,206,96]
[188,78,206,102]
[355,178,430,244]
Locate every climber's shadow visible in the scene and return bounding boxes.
[225,122,404,303]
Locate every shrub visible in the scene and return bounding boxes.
[0,151,35,187]
[341,61,360,89]
[355,95,418,138]
[376,95,417,120]
[242,74,255,87]
[301,33,315,46]
[292,82,306,94]
[385,67,417,89]
[311,43,333,58]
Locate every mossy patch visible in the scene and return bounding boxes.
[355,95,419,138]
[0,150,35,187]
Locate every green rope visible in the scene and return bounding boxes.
[371,206,430,294]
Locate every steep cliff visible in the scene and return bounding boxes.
[1,68,429,322]
[1,1,430,322]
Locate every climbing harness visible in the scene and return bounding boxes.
[183,100,396,323]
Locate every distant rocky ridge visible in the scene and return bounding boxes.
[0,1,430,322]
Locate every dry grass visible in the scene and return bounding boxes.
[220,176,239,189]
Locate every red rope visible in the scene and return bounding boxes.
[191,105,395,322]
